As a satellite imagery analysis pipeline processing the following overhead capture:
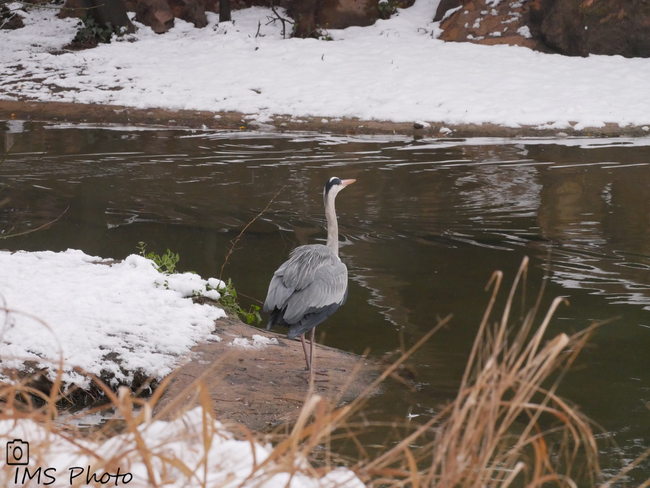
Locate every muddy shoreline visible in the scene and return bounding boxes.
[6,312,382,433]
[154,314,382,432]
[2,99,649,138]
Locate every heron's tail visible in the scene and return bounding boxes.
[267,308,288,331]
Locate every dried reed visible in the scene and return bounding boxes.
[355,256,603,487]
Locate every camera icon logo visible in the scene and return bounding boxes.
[6,439,29,465]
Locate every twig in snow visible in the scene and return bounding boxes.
[266,1,293,39]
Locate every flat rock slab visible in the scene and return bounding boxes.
[153,315,381,432]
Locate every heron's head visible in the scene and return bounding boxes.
[324,177,355,204]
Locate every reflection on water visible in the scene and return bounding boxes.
[2,121,650,481]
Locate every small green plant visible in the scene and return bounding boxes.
[377,0,398,19]
[72,15,122,46]
[137,242,179,275]
[212,279,262,325]
[137,242,261,325]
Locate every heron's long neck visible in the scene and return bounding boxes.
[325,194,339,256]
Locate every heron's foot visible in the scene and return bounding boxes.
[301,369,329,377]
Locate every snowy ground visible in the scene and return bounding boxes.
[0,249,230,389]
[2,0,650,130]
[0,407,364,487]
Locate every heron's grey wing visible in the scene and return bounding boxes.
[264,244,337,314]
[280,244,338,291]
[283,262,348,339]
[287,284,348,339]
[263,258,296,316]
[283,260,348,324]
[263,245,347,333]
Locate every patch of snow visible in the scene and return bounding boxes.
[208,277,226,289]
[231,337,254,349]
[0,250,226,389]
[252,334,280,347]
[0,407,365,487]
[517,25,532,38]
[441,5,462,21]
[229,335,279,350]
[203,289,222,300]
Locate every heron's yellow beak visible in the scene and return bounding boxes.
[341,179,356,187]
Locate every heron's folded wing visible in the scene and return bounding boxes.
[263,260,295,314]
[283,261,348,325]
[263,244,339,314]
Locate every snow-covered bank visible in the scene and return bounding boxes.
[0,251,368,487]
[2,0,650,130]
[0,249,227,389]
[0,407,364,487]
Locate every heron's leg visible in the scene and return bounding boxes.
[308,328,317,383]
[308,328,329,377]
[300,334,311,371]
[309,327,315,371]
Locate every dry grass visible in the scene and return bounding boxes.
[0,257,642,487]
[352,256,604,487]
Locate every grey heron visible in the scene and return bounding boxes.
[263,177,355,379]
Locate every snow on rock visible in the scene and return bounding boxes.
[0,407,364,487]
[517,25,532,38]
[2,0,650,128]
[229,335,280,350]
[0,249,226,389]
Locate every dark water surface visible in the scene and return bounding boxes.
[2,120,650,482]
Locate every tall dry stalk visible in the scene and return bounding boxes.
[357,257,603,487]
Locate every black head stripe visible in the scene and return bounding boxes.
[324,177,342,195]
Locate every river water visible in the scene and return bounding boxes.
[2,120,650,482]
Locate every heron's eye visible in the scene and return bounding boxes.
[325,177,342,195]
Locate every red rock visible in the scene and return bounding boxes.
[437,0,551,52]
[434,0,466,22]
[438,0,650,58]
